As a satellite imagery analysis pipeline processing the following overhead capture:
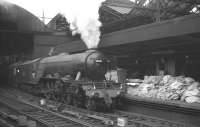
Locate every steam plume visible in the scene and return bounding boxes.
[64,0,105,49]
[4,0,105,49]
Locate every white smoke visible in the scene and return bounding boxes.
[70,18,102,49]
[3,0,105,49]
[63,0,105,49]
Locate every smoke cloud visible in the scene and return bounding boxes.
[64,0,105,49]
[3,0,105,49]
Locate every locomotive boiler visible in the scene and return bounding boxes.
[41,50,108,81]
[9,50,124,111]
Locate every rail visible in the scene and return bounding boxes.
[0,90,103,127]
[113,110,193,127]
[0,88,194,127]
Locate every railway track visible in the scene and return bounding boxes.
[0,88,115,126]
[0,90,105,127]
[120,96,200,127]
[113,110,192,127]
[0,88,194,127]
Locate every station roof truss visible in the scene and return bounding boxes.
[47,0,200,33]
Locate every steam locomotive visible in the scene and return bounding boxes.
[9,50,124,111]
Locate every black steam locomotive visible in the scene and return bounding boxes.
[9,50,124,111]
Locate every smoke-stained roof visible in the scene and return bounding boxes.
[0,1,52,57]
[0,1,49,32]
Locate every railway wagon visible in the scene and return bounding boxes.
[9,50,124,111]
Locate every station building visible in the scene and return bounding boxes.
[0,0,200,80]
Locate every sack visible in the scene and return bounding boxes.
[169,81,184,90]
[185,96,200,103]
[187,82,200,91]
[184,77,195,84]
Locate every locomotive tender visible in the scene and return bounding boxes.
[9,50,123,111]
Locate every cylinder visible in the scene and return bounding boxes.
[40,99,46,106]
[117,117,128,127]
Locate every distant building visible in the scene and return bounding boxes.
[47,14,70,32]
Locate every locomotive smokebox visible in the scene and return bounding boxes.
[84,49,109,80]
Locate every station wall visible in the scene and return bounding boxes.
[32,34,77,58]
